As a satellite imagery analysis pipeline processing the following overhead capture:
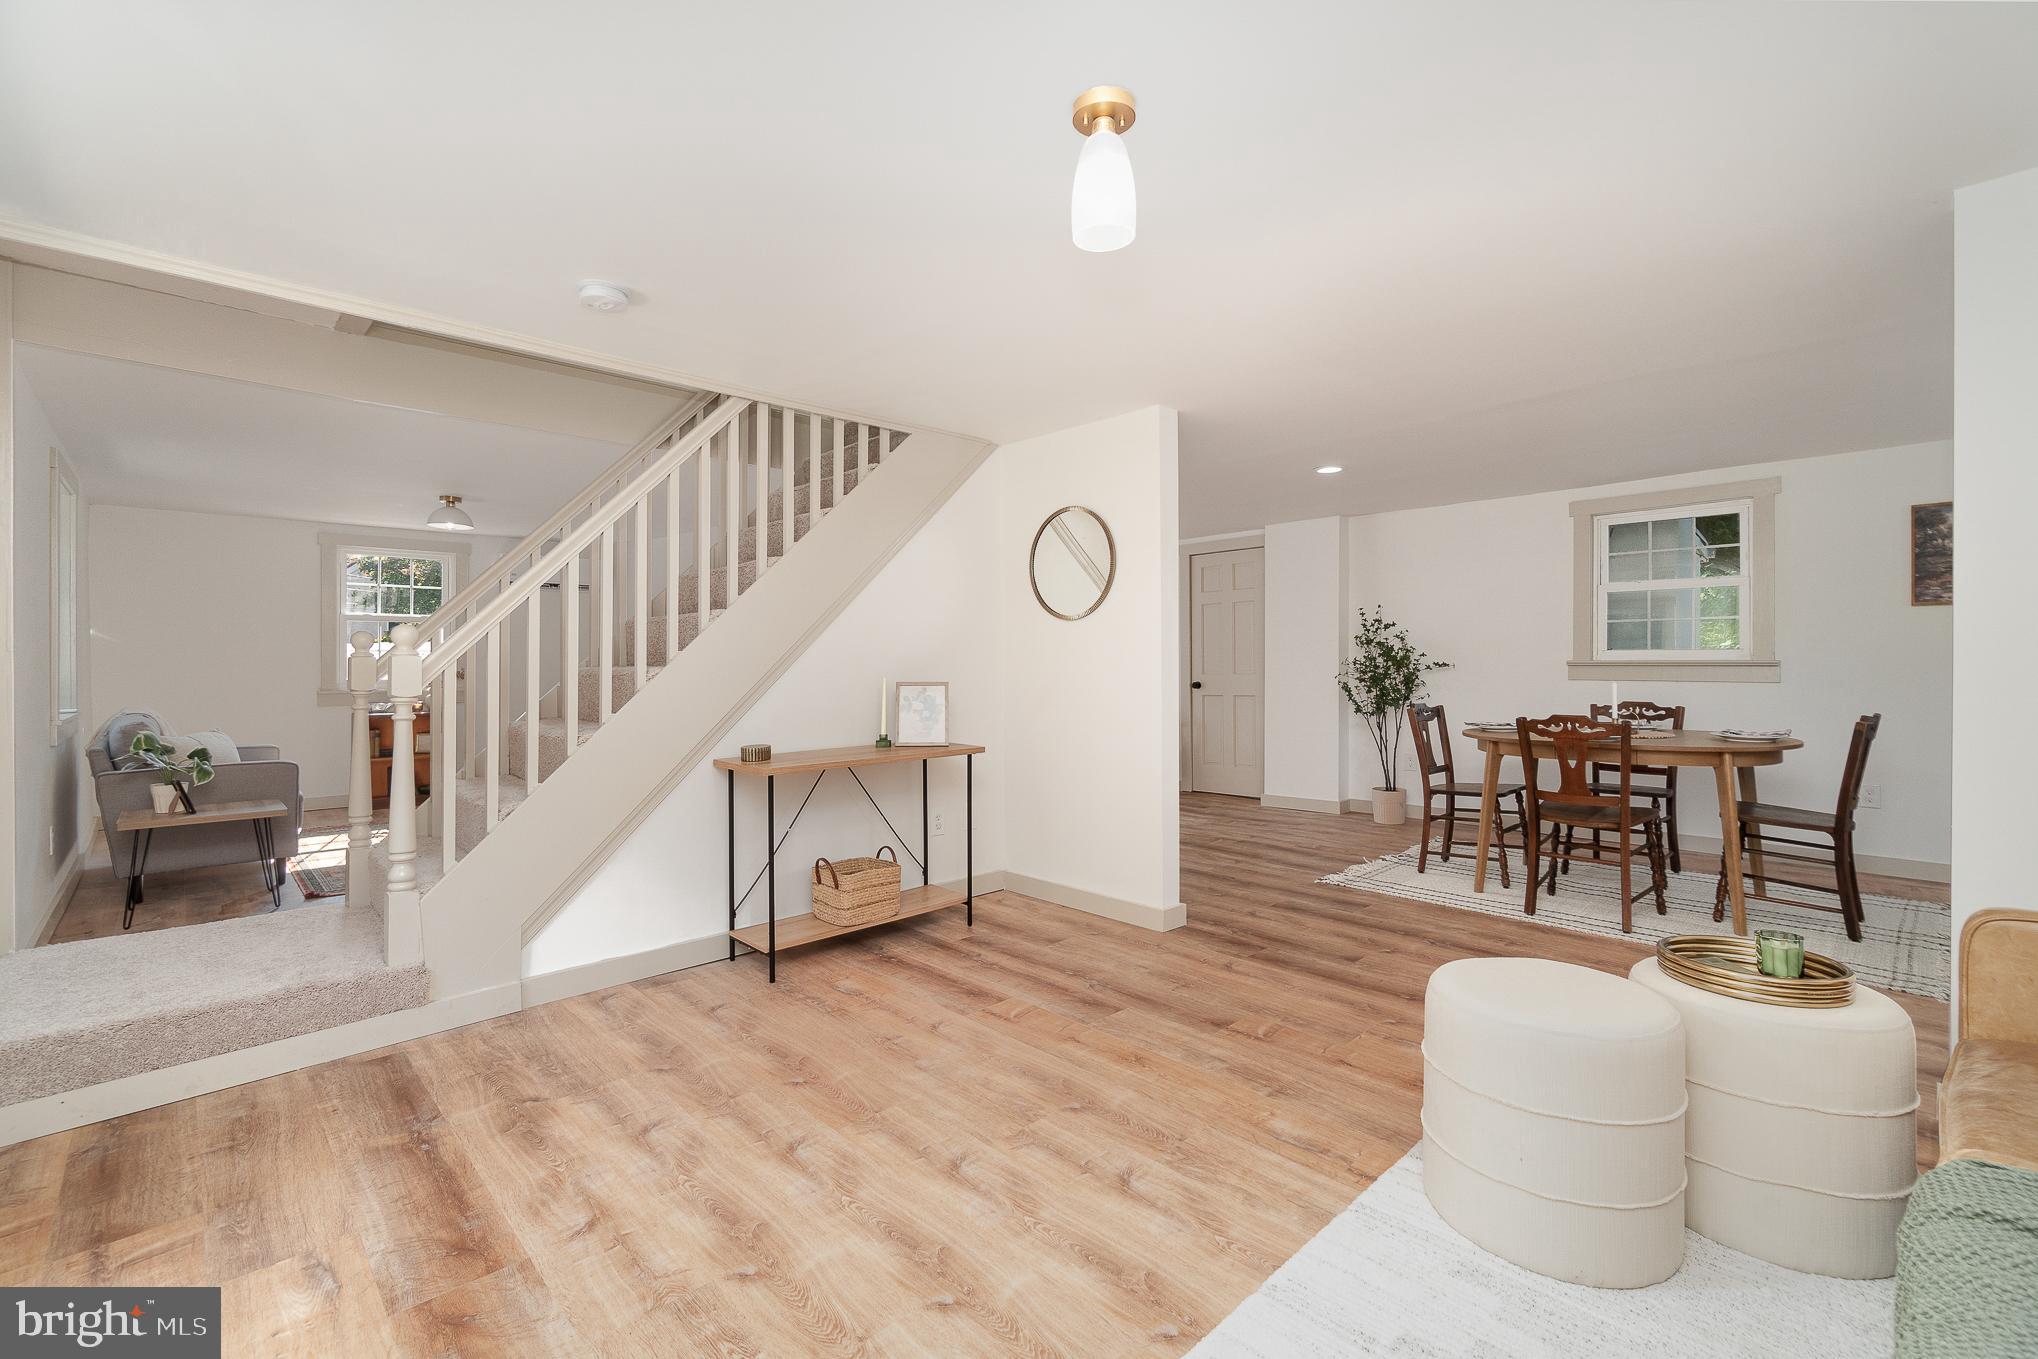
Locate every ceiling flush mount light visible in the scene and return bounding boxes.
[577,280,631,313]
[427,494,474,531]
[1071,85,1137,252]
[1316,465,1344,475]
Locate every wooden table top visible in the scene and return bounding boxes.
[714,743,986,776]
[1460,726,1803,758]
[115,798,290,833]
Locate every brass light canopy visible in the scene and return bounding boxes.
[1072,85,1136,136]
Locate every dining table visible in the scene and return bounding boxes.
[1458,725,1804,936]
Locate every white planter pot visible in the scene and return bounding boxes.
[1371,789,1407,826]
[149,783,180,814]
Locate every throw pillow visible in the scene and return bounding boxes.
[104,710,167,764]
[171,730,242,765]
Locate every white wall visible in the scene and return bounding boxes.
[996,407,1182,927]
[1262,517,1348,809]
[1341,441,1953,870]
[527,405,1184,982]
[12,349,92,947]
[88,505,518,802]
[1952,166,2038,1007]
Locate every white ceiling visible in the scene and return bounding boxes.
[16,346,624,536]
[3,3,2034,535]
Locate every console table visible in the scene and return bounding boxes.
[714,743,983,981]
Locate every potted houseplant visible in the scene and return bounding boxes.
[122,730,215,814]
[1339,606,1450,826]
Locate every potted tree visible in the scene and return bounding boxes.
[122,730,215,814]
[1339,606,1450,826]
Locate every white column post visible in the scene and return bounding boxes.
[384,623,425,968]
[345,630,377,902]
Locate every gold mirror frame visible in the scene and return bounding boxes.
[1029,506,1116,621]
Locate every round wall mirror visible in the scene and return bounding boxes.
[1029,506,1116,621]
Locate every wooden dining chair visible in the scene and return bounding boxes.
[1576,699,1686,873]
[1516,714,1669,932]
[1713,714,1881,942]
[1407,704,1527,885]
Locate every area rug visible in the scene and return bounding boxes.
[1321,849,1949,1001]
[290,863,347,899]
[1187,1147,1893,1358]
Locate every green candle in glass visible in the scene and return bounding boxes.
[1756,929,1805,980]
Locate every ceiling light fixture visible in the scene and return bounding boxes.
[1071,85,1137,252]
[577,280,631,313]
[427,494,474,531]
[1316,465,1344,475]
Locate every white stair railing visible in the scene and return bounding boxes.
[351,393,905,950]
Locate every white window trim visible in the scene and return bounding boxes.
[1592,496,1753,663]
[317,529,472,705]
[48,447,81,745]
[1568,477,1781,683]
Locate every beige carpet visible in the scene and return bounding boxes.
[0,903,428,1106]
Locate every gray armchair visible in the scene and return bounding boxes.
[89,712,302,889]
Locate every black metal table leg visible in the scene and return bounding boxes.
[922,759,931,887]
[766,774,776,982]
[123,828,152,930]
[251,819,283,911]
[966,752,974,927]
[727,768,736,960]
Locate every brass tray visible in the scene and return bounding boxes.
[1656,935,1854,1008]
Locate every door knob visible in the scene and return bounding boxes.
[1191,681,1202,689]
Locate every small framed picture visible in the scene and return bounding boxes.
[894,682,949,746]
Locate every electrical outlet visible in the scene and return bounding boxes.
[48,826,55,856]
[932,811,947,836]
[1858,784,1883,810]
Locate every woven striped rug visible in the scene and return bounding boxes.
[1188,1147,1893,1358]
[1321,848,1949,1001]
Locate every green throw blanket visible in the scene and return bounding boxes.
[1897,1158,2038,1358]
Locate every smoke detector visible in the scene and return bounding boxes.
[577,280,631,313]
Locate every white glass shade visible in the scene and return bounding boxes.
[1071,126,1136,252]
[427,498,474,531]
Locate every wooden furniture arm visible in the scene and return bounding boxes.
[1960,909,2038,1044]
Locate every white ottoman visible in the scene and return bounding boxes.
[1629,957,1917,1279]
[1422,958,1688,1288]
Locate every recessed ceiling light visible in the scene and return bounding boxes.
[1315,465,1344,475]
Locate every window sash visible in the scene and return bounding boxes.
[1593,499,1752,662]
[335,548,456,686]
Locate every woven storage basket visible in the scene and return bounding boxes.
[812,846,902,926]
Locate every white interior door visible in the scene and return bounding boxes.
[1190,547,1264,797]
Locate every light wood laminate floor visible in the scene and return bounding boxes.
[0,793,1948,1356]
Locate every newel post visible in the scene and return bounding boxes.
[384,623,425,968]
[345,630,377,901]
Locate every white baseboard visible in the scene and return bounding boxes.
[1672,832,1949,885]
[520,934,731,1007]
[521,870,1013,1006]
[1001,870,1185,931]
[0,983,520,1149]
[1260,794,1343,814]
[29,853,82,947]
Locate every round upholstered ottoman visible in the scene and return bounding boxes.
[1422,958,1688,1288]
[1629,957,1917,1279]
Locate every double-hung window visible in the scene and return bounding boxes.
[1594,500,1751,660]
[336,549,455,685]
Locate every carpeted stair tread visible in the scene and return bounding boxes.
[504,716,603,784]
[0,904,429,1105]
